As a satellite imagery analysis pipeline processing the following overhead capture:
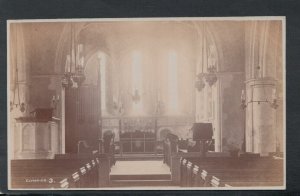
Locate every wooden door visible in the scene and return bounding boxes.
[65,85,101,153]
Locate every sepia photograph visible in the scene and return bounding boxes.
[7,17,285,190]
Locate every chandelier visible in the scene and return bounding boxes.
[113,95,125,116]
[10,27,25,113]
[195,22,218,92]
[62,23,85,89]
[10,66,26,113]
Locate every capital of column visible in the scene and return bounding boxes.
[245,77,277,86]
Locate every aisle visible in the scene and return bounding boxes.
[110,160,171,175]
[109,160,172,187]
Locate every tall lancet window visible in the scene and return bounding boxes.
[98,52,107,115]
[131,51,143,115]
[167,51,179,114]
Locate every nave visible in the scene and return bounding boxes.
[11,133,284,189]
[9,18,284,189]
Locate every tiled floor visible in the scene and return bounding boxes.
[110,160,171,175]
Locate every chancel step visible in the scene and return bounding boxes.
[109,160,172,187]
[110,179,173,187]
[110,174,171,181]
[115,154,163,161]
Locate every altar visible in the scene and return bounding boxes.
[102,115,194,155]
[119,117,157,154]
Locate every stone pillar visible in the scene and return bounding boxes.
[244,20,283,156]
[61,88,66,153]
[245,78,277,156]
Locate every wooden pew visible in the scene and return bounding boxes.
[11,159,85,188]
[55,153,111,187]
[207,168,283,187]
[170,152,229,185]
[209,175,283,187]
[186,157,283,170]
[10,153,110,189]
[180,159,188,187]
[186,161,193,187]
[181,156,283,187]
[163,133,179,167]
[162,134,283,187]
[59,178,70,188]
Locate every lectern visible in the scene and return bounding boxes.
[191,123,213,156]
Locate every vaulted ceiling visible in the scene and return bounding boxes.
[18,20,246,76]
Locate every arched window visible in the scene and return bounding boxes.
[131,51,143,115]
[167,51,179,114]
[97,52,108,115]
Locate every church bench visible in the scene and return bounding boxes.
[188,166,283,187]
[58,159,100,188]
[78,162,99,188]
[59,178,70,188]
[215,168,281,187]
[10,154,110,189]
[210,175,283,187]
[170,152,230,185]
[186,157,283,169]
[220,181,283,187]
[11,160,82,188]
[186,161,194,187]
[11,160,97,188]
[179,158,188,186]
[179,156,283,187]
[166,147,283,186]
[207,170,283,187]
[54,153,112,187]
[163,133,180,167]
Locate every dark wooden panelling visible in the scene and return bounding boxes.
[65,85,101,153]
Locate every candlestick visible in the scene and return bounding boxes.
[241,90,246,102]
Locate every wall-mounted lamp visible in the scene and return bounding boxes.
[51,95,60,109]
[240,88,278,110]
[113,96,124,116]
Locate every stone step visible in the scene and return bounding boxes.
[110,174,171,181]
[115,154,164,161]
[110,179,173,187]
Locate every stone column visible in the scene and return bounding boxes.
[61,88,66,153]
[244,20,282,156]
[245,78,277,156]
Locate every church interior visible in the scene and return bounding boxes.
[8,19,284,189]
